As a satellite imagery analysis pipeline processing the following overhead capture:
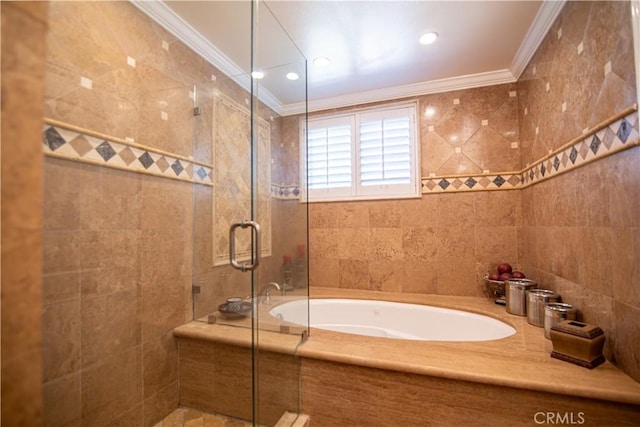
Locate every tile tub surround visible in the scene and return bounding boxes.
[517,1,638,168]
[173,322,303,426]
[301,289,640,426]
[174,289,640,426]
[309,190,523,297]
[302,359,638,427]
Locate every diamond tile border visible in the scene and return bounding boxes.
[421,107,639,194]
[421,173,521,194]
[271,184,301,200]
[44,107,638,197]
[521,110,639,188]
[43,118,213,186]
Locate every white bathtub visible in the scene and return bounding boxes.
[269,298,516,341]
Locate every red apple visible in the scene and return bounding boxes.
[488,273,500,281]
[497,263,513,274]
[498,272,513,281]
[512,271,526,279]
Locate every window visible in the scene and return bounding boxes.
[301,103,420,202]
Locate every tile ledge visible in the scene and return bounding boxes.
[300,287,640,406]
[172,288,640,406]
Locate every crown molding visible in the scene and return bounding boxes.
[283,0,565,116]
[510,0,566,79]
[132,0,564,118]
[282,69,516,116]
[130,0,284,115]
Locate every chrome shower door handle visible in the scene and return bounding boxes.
[229,220,261,271]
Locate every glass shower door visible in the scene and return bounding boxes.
[187,0,308,425]
[251,2,309,425]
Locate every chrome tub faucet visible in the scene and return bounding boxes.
[257,282,282,304]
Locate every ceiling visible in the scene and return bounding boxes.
[133,1,566,115]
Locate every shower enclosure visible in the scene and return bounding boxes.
[41,0,308,425]
[184,0,310,424]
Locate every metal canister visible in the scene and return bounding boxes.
[544,302,578,339]
[526,289,559,327]
[505,278,538,316]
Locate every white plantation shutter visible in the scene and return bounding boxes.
[302,104,419,201]
[358,108,414,196]
[305,116,355,199]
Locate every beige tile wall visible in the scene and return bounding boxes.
[419,84,521,175]
[42,2,305,425]
[1,2,48,426]
[309,191,521,296]
[307,84,523,297]
[42,2,225,426]
[42,158,193,427]
[518,1,639,382]
[518,1,637,166]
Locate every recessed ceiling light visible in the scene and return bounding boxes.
[313,56,331,67]
[251,71,264,79]
[286,72,299,81]
[419,32,439,45]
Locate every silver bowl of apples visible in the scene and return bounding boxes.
[484,277,506,296]
[485,263,526,304]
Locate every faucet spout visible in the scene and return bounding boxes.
[257,282,282,304]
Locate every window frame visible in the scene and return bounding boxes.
[300,102,421,203]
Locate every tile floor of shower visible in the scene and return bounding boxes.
[154,407,254,427]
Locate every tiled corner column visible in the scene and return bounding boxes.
[517,0,640,383]
[1,2,48,426]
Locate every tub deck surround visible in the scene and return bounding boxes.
[304,288,640,406]
[173,310,305,425]
[173,288,640,408]
[173,320,303,356]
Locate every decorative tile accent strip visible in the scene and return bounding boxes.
[521,110,639,188]
[421,173,521,194]
[271,184,302,200]
[42,119,213,186]
[421,108,639,194]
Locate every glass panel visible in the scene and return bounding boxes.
[176,0,257,423]
[42,1,307,425]
[167,0,255,324]
[253,2,309,425]
[42,1,258,425]
[180,0,309,424]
